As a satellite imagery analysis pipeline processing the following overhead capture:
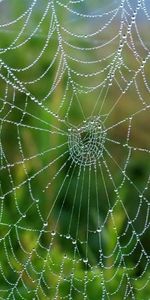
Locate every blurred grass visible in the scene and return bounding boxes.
[0,1,150,298]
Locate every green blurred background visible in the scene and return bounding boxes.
[0,0,150,299]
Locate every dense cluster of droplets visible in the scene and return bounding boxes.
[68,116,106,166]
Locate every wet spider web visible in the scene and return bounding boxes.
[0,0,150,299]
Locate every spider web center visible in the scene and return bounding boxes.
[68,116,106,166]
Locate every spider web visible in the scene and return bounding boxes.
[0,0,150,299]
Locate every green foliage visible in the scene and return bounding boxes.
[0,1,150,298]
